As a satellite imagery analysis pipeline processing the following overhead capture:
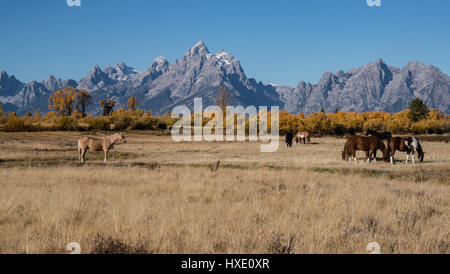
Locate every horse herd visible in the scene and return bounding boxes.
[286,129,425,164]
[76,130,424,165]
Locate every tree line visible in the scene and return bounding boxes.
[46,87,139,117]
[0,87,449,135]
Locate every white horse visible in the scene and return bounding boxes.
[77,132,126,163]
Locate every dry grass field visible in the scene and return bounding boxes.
[0,131,449,254]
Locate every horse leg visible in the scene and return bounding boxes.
[81,148,87,163]
[104,149,108,163]
[373,150,377,163]
[390,149,395,165]
[412,151,416,164]
[406,152,410,164]
[366,151,370,163]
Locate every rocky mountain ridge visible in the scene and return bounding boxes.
[1,41,449,115]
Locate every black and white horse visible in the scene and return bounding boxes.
[388,136,424,164]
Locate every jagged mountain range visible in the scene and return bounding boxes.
[1,41,449,115]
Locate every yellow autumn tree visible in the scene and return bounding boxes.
[216,86,231,111]
[279,110,294,134]
[48,87,77,116]
[277,108,450,136]
[100,99,116,116]
[126,96,139,112]
[76,89,92,117]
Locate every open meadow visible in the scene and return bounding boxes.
[0,131,449,254]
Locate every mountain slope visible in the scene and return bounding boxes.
[0,71,25,97]
[279,59,450,114]
[0,42,449,115]
[137,41,283,114]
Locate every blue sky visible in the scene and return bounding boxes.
[0,0,449,86]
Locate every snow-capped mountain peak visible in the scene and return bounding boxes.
[153,56,167,64]
[186,40,210,57]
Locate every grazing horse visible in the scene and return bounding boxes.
[342,135,389,163]
[78,132,126,163]
[388,136,424,164]
[365,129,393,156]
[295,131,311,144]
[285,131,294,147]
[365,129,392,141]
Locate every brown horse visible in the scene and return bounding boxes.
[388,136,424,164]
[342,135,389,163]
[295,131,311,144]
[78,132,126,163]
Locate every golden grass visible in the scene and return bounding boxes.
[0,131,449,254]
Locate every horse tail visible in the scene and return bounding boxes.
[377,137,387,161]
[386,135,391,159]
[344,137,349,160]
